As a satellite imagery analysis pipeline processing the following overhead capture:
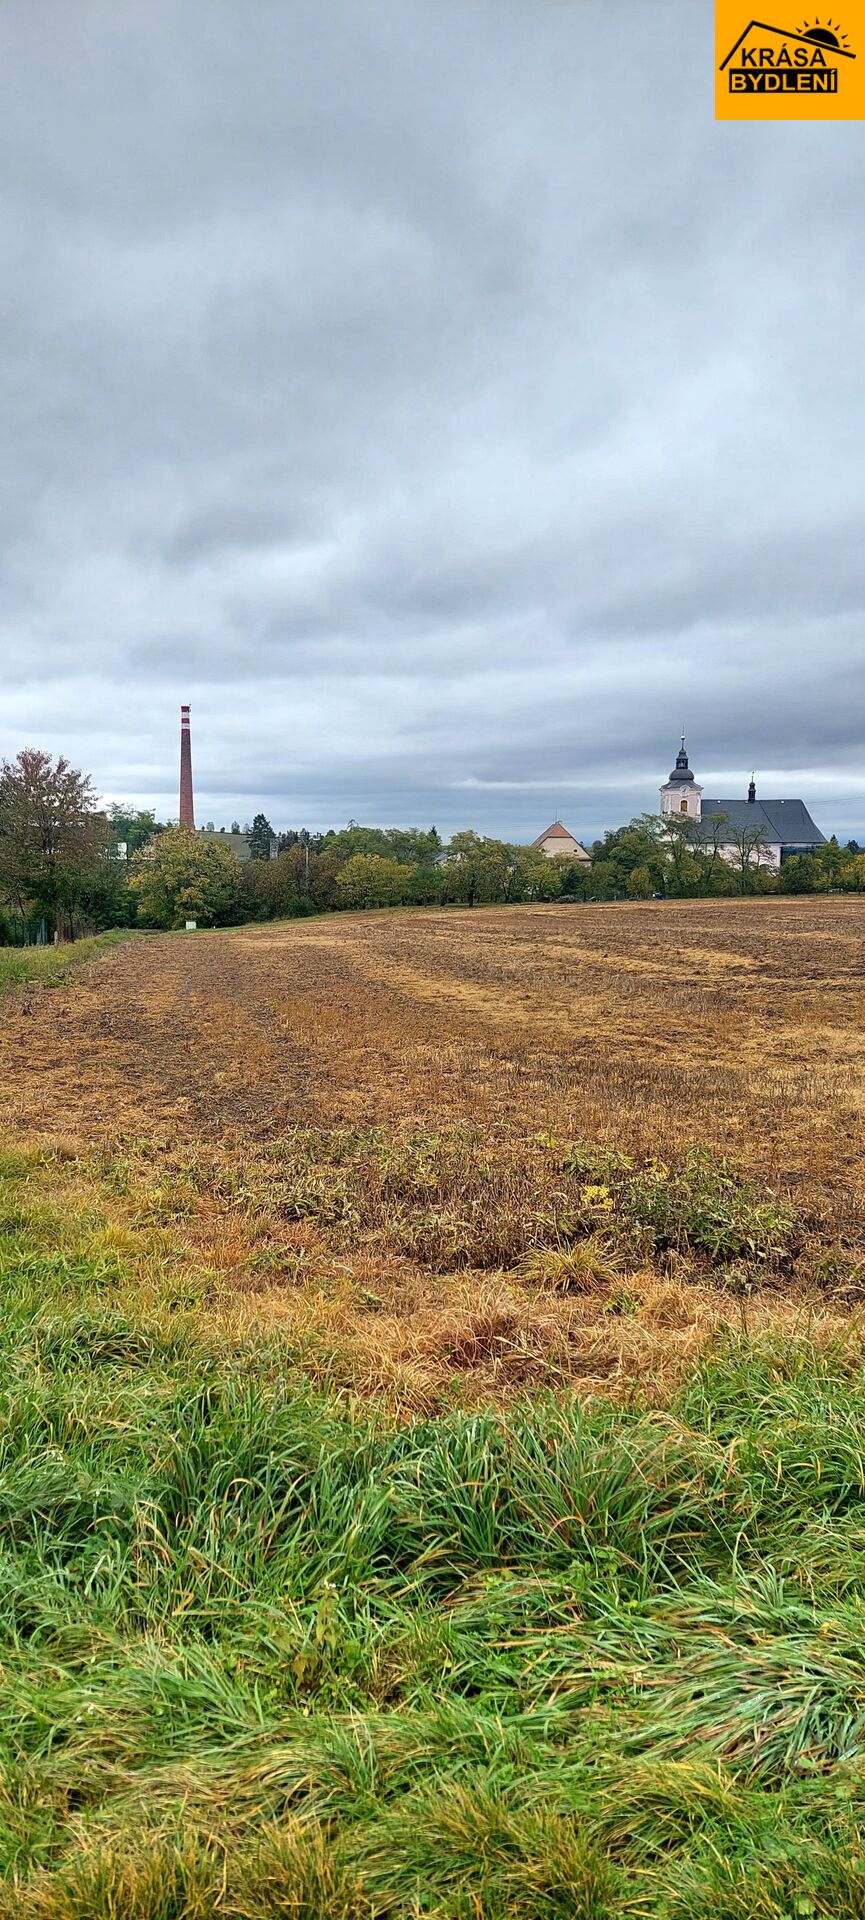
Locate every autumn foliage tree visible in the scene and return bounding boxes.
[130,828,239,929]
[0,750,109,938]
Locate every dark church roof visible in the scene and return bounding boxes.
[665,738,696,786]
[700,798,825,847]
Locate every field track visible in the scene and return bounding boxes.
[4,896,865,1403]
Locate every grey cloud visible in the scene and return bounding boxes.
[0,0,863,848]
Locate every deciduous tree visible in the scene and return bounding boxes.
[107,804,162,859]
[726,819,771,894]
[780,853,818,894]
[443,832,513,907]
[585,860,617,901]
[512,848,564,902]
[335,854,407,909]
[130,828,239,929]
[0,749,108,938]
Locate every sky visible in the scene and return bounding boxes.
[1,0,864,845]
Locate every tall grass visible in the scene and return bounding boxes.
[1,1143,865,1915]
[0,931,134,996]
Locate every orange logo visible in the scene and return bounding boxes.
[715,9,864,116]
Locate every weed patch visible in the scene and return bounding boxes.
[267,1127,799,1284]
[559,1145,797,1271]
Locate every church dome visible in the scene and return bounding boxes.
[667,737,695,785]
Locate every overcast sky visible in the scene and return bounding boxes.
[1,1,864,843]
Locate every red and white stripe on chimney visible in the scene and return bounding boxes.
[179,704,195,829]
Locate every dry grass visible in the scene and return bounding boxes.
[4,897,865,1404]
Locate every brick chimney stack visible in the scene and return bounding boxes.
[179,704,195,830]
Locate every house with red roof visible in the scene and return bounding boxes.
[531,821,590,862]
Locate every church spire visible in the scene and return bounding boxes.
[668,734,694,785]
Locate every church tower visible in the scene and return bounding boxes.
[660,736,702,820]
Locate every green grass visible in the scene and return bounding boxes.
[0,932,135,996]
[0,1147,864,1914]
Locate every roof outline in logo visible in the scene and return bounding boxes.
[720,20,856,67]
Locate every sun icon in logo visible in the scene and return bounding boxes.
[798,16,851,47]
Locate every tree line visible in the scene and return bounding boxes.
[1,748,862,941]
[587,813,865,899]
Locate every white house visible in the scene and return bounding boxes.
[531,821,591,862]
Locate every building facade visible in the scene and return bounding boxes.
[659,740,825,868]
[531,821,591,862]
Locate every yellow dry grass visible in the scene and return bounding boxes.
[3,895,865,1406]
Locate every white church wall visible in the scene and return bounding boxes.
[714,840,781,871]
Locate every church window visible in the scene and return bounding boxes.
[680,800,688,813]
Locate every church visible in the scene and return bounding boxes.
[660,739,825,868]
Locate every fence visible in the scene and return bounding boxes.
[0,914,49,947]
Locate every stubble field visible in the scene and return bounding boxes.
[5,899,865,1917]
[3,896,865,1405]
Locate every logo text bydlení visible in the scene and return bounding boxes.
[726,31,841,90]
[715,13,861,116]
